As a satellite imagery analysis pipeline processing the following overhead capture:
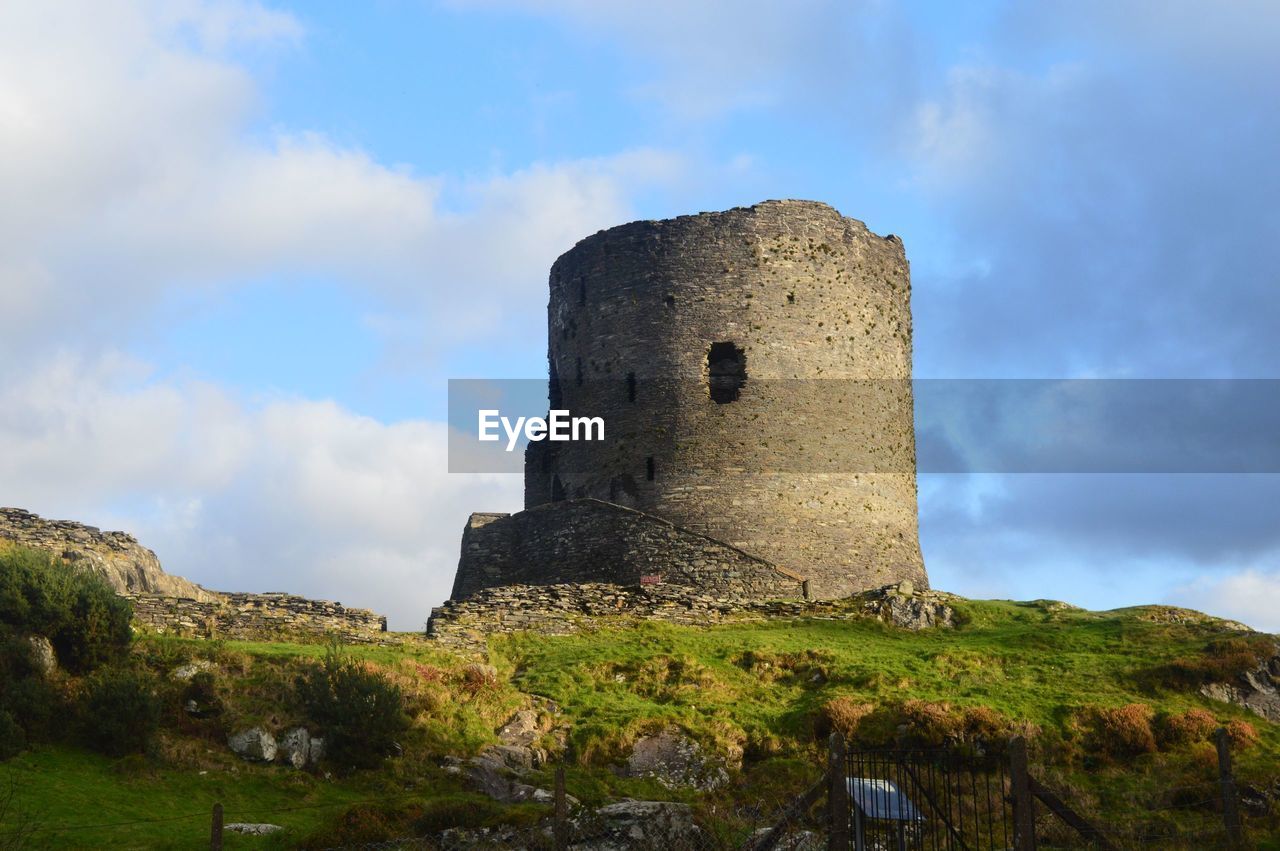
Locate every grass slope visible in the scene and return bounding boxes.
[1,597,1277,848]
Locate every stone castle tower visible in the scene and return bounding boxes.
[451,200,926,602]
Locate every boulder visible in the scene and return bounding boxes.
[308,736,325,766]
[573,801,704,848]
[171,660,217,681]
[228,727,277,762]
[26,635,57,675]
[624,726,729,791]
[279,727,311,769]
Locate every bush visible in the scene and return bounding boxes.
[818,697,874,741]
[80,667,162,757]
[1082,703,1157,758]
[0,547,132,673]
[295,646,409,770]
[1224,719,1259,750]
[1155,708,1218,747]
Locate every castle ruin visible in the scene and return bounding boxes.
[447,200,927,605]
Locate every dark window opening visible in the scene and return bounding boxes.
[708,341,747,404]
[626,372,636,402]
[786,291,796,304]
[609,477,619,501]
[578,277,587,306]
[576,357,584,386]
[664,294,675,308]
[551,475,566,502]
[645,456,655,481]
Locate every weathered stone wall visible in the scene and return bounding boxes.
[0,507,215,601]
[427,581,954,654]
[451,498,805,601]
[126,591,389,643]
[523,200,926,598]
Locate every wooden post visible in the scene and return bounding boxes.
[553,764,568,851]
[1009,737,1036,851]
[1216,728,1244,848]
[828,731,849,851]
[210,802,223,851]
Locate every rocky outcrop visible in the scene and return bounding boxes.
[228,727,277,762]
[854,581,959,630]
[1201,646,1280,723]
[0,507,213,601]
[624,726,732,791]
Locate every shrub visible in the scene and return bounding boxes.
[1155,708,1218,747]
[0,547,132,673]
[80,667,162,757]
[819,697,873,741]
[1083,703,1157,758]
[295,646,409,770]
[1224,719,1259,750]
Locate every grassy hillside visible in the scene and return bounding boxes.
[1,596,1278,848]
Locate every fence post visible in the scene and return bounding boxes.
[827,731,848,850]
[1216,728,1245,848]
[1009,737,1036,851]
[553,764,568,850]
[210,802,223,851]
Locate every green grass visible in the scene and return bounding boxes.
[2,598,1277,847]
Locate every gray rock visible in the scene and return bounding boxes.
[624,726,729,791]
[224,823,283,835]
[171,660,217,681]
[308,736,325,765]
[498,709,542,748]
[26,635,56,675]
[228,727,277,762]
[279,727,311,769]
[1201,649,1280,722]
[573,801,704,848]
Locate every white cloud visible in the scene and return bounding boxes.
[1166,570,1280,634]
[0,0,674,626]
[0,354,521,629]
[0,1,685,366]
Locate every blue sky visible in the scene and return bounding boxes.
[2,1,1278,630]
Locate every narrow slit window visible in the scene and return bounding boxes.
[707,341,746,404]
[626,372,637,402]
[645,457,655,481]
[552,475,566,502]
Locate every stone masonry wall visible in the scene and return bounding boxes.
[523,200,927,598]
[126,591,389,643]
[451,498,805,601]
[427,581,955,654]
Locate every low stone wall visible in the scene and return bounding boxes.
[126,591,389,643]
[452,499,805,601]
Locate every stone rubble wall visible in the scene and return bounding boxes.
[126,591,389,643]
[451,498,805,601]
[0,507,216,601]
[426,581,955,654]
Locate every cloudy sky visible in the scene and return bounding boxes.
[2,1,1277,630]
